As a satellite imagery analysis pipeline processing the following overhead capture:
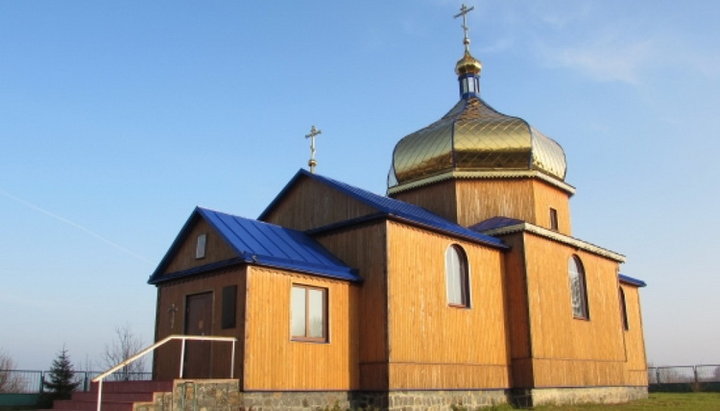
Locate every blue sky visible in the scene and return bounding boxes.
[1,1,718,370]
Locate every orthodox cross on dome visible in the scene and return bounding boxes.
[305,125,322,173]
[454,3,475,53]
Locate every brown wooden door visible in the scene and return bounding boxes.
[184,292,213,378]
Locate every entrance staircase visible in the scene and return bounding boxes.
[49,380,173,411]
[41,335,237,411]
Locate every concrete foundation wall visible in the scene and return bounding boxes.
[135,379,648,410]
[242,389,507,410]
[524,386,648,407]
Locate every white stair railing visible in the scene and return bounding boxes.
[92,334,237,411]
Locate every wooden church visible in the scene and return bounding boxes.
[148,6,648,409]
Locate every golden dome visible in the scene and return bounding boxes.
[387,97,568,190]
[455,51,482,75]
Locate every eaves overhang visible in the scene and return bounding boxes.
[478,222,625,263]
[305,211,508,250]
[619,274,647,288]
[148,255,362,285]
[387,169,576,196]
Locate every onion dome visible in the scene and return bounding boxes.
[387,4,569,193]
[455,51,482,76]
[387,48,568,193]
[387,96,567,188]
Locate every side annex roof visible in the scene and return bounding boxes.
[619,274,647,288]
[259,169,506,248]
[148,207,360,284]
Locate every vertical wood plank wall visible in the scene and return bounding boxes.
[621,285,649,386]
[314,222,390,390]
[391,182,458,223]
[385,222,510,390]
[523,233,627,387]
[243,267,358,390]
[499,233,535,388]
[162,218,237,275]
[153,267,247,383]
[393,178,572,234]
[261,175,376,231]
[531,180,573,235]
[455,179,537,227]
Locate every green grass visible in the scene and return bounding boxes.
[448,393,720,411]
[530,392,720,410]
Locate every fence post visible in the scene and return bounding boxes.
[656,368,661,384]
[40,371,45,393]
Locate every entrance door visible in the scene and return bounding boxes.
[184,292,213,378]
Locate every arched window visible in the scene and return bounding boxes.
[619,287,629,330]
[568,255,589,319]
[446,245,470,307]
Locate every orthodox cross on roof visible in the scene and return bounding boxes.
[305,125,322,173]
[454,3,475,53]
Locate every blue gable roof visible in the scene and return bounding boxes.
[259,169,506,249]
[148,207,360,284]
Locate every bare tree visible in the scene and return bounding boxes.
[103,325,146,381]
[0,349,24,393]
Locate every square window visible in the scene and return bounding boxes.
[290,285,327,342]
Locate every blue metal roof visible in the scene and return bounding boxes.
[469,216,524,232]
[619,274,647,288]
[149,207,360,284]
[260,169,506,248]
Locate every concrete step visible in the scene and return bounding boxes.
[48,380,173,410]
[53,398,136,411]
[67,391,156,402]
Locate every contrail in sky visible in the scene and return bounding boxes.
[0,187,151,263]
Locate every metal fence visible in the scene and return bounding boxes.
[648,365,720,385]
[5,365,720,393]
[0,369,153,394]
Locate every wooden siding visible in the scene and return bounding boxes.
[392,178,572,234]
[162,218,237,275]
[261,175,376,230]
[153,267,247,383]
[531,180,572,235]
[532,359,625,387]
[243,267,359,390]
[523,232,627,387]
[313,222,389,390]
[391,182,458,223]
[385,221,510,389]
[500,233,535,388]
[388,363,509,390]
[621,285,649,385]
[455,179,536,227]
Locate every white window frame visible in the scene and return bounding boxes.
[445,244,471,308]
[290,284,328,342]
